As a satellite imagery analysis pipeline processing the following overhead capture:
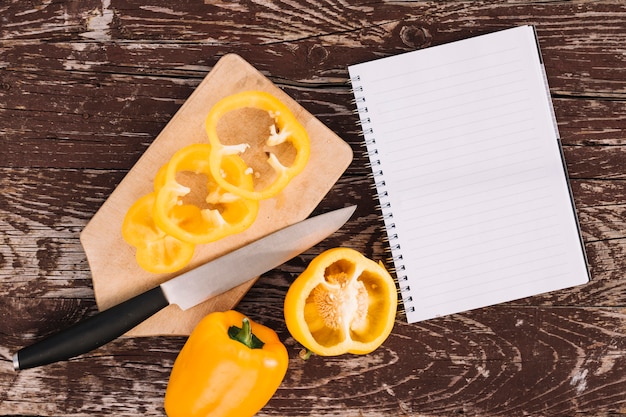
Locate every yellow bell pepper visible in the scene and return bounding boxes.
[205,90,310,200]
[153,143,259,244]
[164,310,288,417]
[284,247,397,356]
[121,192,195,273]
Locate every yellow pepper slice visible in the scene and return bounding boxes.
[205,90,310,200]
[153,143,259,245]
[153,162,168,192]
[122,193,195,273]
[284,247,397,356]
[164,310,288,417]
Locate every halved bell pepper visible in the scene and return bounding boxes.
[153,143,259,244]
[284,247,397,356]
[122,193,195,273]
[205,90,310,200]
[164,310,288,417]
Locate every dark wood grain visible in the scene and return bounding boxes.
[1,0,625,416]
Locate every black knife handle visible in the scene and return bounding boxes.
[13,286,169,371]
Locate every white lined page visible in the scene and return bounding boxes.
[349,26,589,323]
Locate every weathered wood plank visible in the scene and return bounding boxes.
[1,1,624,89]
[1,304,624,416]
[1,171,626,308]
[1,70,625,171]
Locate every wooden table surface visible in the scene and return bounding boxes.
[1,1,625,416]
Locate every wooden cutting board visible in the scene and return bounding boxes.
[80,54,353,336]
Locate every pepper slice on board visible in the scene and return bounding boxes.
[284,247,397,356]
[153,162,168,192]
[205,90,310,200]
[153,143,259,244]
[164,310,288,417]
[121,192,196,273]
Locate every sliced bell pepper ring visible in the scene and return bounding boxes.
[153,162,168,192]
[122,192,196,274]
[153,143,259,245]
[164,310,288,417]
[205,90,310,200]
[284,247,397,356]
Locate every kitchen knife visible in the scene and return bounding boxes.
[13,205,356,371]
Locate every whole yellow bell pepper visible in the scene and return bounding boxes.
[284,247,397,356]
[164,310,288,417]
[205,90,310,200]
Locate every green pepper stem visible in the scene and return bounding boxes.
[299,348,314,360]
[228,318,265,349]
[237,318,253,346]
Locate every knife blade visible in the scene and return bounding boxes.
[13,205,356,371]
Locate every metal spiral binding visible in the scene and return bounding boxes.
[349,72,413,315]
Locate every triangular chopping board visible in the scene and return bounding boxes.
[80,54,353,336]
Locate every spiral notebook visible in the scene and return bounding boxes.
[349,25,590,323]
